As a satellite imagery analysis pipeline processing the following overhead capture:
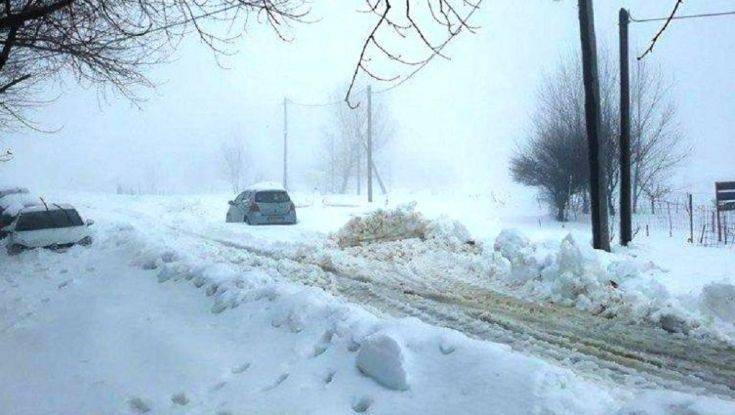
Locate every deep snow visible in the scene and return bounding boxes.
[1,190,734,414]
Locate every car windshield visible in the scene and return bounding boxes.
[254,191,290,203]
[15,208,84,231]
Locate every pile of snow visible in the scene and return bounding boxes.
[334,203,472,248]
[0,192,41,217]
[356,333,410,391]
[700,283,735,325]
[490,230,699,334]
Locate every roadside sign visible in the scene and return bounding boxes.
[716,182,735,211]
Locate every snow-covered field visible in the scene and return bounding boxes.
[1,190,734,414]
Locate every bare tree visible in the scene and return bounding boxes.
[0,1,308,131]
[511,118,588,221]
[220,135,250,194]
[512,51,684,221]
[321,97,394,194]
[630,59,686,211]
[345,0,482,106]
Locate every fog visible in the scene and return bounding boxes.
[2,0,733,196]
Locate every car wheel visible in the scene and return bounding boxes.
[6,244,24,255]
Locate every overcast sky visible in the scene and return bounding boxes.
[2,0,733,198]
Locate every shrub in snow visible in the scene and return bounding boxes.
[701,283,735,324]
[356,333,410,391]
[334,203,472,248]
[334,203,427,248]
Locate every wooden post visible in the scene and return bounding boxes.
[725,214,729,244]
[667,201,672,237]
[717,204,722,242]
[578,0,611,251]
[283,98,288,191]
[688,193,693,243]
[367,85,373,203]
[619,8,632,246]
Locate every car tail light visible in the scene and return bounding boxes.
[249,203,260,213]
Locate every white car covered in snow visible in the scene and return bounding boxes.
[0,186,29,199]
[226,182,297,225]
[0,190,39,237]
[3,204,94,254]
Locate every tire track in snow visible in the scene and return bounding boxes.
[101,206,735,400]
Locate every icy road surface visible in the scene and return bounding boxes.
[2,192,735,414]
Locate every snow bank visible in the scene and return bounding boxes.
[491,230,703,335]
[356,333,410,391]
[334,203,472,248]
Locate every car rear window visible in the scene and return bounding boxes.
[15,209,84,231]
[254,191,290,203]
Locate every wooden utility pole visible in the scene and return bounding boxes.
[619,8,632,246]
[578,0,611,251]
[688,193,694,243]
[367,85,374,203]
[283,98,288,191]
[356,145,361,195]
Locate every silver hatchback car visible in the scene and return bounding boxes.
[226,184,297,225]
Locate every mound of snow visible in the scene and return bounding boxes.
[700,283,735,324]
[492,230,700,333]
[424,215,473,246]
[356,333,410,391]
[334,203,472,248]
[334,203,428,248]
[493,229,530,259]
[0,192,41,217]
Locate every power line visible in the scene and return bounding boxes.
[285,94,355,108]
[630,10,735,23]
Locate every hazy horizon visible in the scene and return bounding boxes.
[2,0,733,199]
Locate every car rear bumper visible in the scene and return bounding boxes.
[249,212,297,225]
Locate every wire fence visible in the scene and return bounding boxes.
[570,192,735,247]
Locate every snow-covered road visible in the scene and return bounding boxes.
[2,191,735,414]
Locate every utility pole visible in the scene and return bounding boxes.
[619,8,632,246]
[283,97,288,191]
[578,0,611,251]
[367,85,373,203]
[356,145,361,195]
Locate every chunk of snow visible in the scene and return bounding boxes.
[424,215,473,245]
[701,283,735,324]
[356,333,410,391]
[493,229,530,259]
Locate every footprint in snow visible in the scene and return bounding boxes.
[231,363,251,374]
[352,396,373,413]
[171,392,189,406]
[323,370,336,385]
[439,342,456,355]
[210,381,227,392]
[127,397,152,413]
[262,373,289,392]
[312,344,328,358]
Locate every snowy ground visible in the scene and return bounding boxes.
[1,190,734,414]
